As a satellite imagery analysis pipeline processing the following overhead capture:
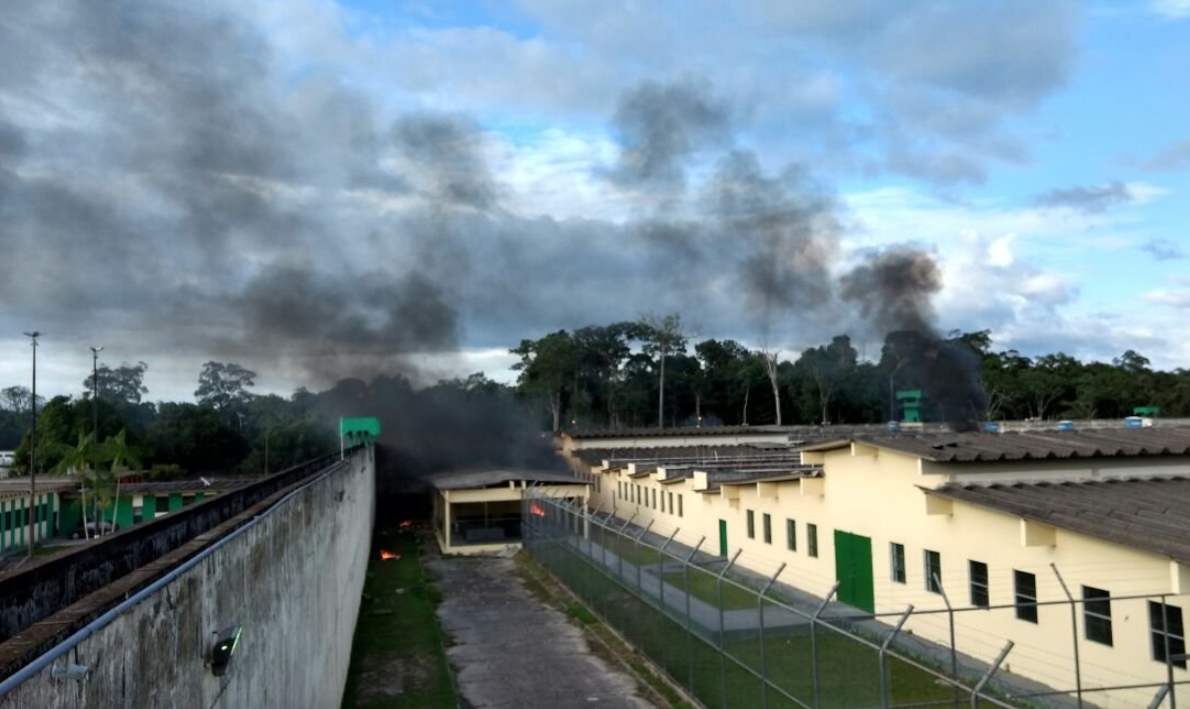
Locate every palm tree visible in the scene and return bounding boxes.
[50,432,100,539]
[99,429,142,535]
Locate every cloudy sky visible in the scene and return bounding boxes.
[2,0,1189,402]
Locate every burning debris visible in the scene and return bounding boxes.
[379,549,400,561]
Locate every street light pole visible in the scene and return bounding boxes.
[90,346,104,445]
[23,331,40,558]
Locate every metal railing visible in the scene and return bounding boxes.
[522,490,1189,709]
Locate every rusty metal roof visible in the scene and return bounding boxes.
[566,425,797,439]
[927,477,1190,564]
[800,427,1190,463]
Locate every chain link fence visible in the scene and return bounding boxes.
[522,491,1188,709]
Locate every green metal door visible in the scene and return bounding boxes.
[718,519,728,557]
[833,530,875,613]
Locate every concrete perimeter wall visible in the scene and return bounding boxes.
[0,448,375,709]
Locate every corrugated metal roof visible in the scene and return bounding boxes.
[927,477,1190,564]
[566,425,796,439]
[800,427,1190,463]
[427,468,590,491]
[571,444,791,464]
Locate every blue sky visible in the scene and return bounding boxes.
[2,0,1189,401]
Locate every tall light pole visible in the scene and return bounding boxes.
[90,346,104,444]
[23,331,40,557]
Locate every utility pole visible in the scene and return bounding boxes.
[23,331,40,557]
[90,346,104,445]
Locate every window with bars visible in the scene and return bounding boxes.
[807,523,818,557]
[890,543,906,584]
[969,561,989,608]
[1150,601,1186,668]
[763,513,772,544]
[786,519,797,552]
[1083,586,1112,646]
[746,510,755,539]
[1015,570,1038,623]
[924,550,942,594]
[668,492,674,514]
[651,488,657,509]
[677,494,683,517]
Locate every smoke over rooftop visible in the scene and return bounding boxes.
[1,1,986,429]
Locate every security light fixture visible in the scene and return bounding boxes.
[51,663,90,682]
[209,625,242,677]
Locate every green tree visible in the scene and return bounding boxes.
[195,362,257,413]
[511,331,577,432]
[86,361,149,404]
[636,314,687,428]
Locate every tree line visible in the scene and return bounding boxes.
[510,317,1190,430]
[0,361,337,479]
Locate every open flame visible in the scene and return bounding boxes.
[379,549,400,561]
[529,501,545,518]
[398,520,413,529]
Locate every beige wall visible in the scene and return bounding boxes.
[579,443,1188,708]
[434,483,589,555]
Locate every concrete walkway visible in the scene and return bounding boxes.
[428,555,656,709]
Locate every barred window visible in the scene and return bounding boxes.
[786,519,797,552]
[1150,601,1186,668]
[807,524,818,558]
[1083,586,1112,646]
[746,510,755,539]
[890,543,906,584]
[924,550,942,594]
[763,513,772,544]
[969,561,989,608]
[1015,571,1038,624]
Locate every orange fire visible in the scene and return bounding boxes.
[379,549,400,561]
[398,520,413,529]
[529,501,546,518]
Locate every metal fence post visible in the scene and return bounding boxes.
[1161,596,1178,709]
[933,572,959,707]
[757,563,786,709]
[1050,563,1083,709]
[970,641,1013,709]
[810,582,841,709]
[617,512,637,584]
[718,550,743,709]
[684,537,705,694]
[659,529,679,619]
[1149,685,1171,709]
[636,521,654,600]
[879,605,914,709]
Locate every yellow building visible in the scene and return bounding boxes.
[429,468,590,555]
[568,427,1190,708]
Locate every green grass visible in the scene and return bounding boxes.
[662,569,760,610]
[340,532,457,709]
[600,532,668,566]
[530,540,1017,709]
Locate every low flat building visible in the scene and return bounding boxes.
[428,468,590,555]
[570,425,1190,708]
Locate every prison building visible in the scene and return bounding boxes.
[429,468,590,555]
[568,426,1190,708]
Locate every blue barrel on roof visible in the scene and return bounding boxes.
[1057,420,1074,432]
[1125,416,1143,429]
[984,422,1000,434]
[887,420,901,433]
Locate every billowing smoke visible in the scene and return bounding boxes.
[0,1,986,444]
[841,249,988,427]
[840,247,942,335]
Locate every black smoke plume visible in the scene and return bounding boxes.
[842,249,989,428]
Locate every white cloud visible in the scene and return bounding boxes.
[1151,0,1190,19]
[988,233,1016,267]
